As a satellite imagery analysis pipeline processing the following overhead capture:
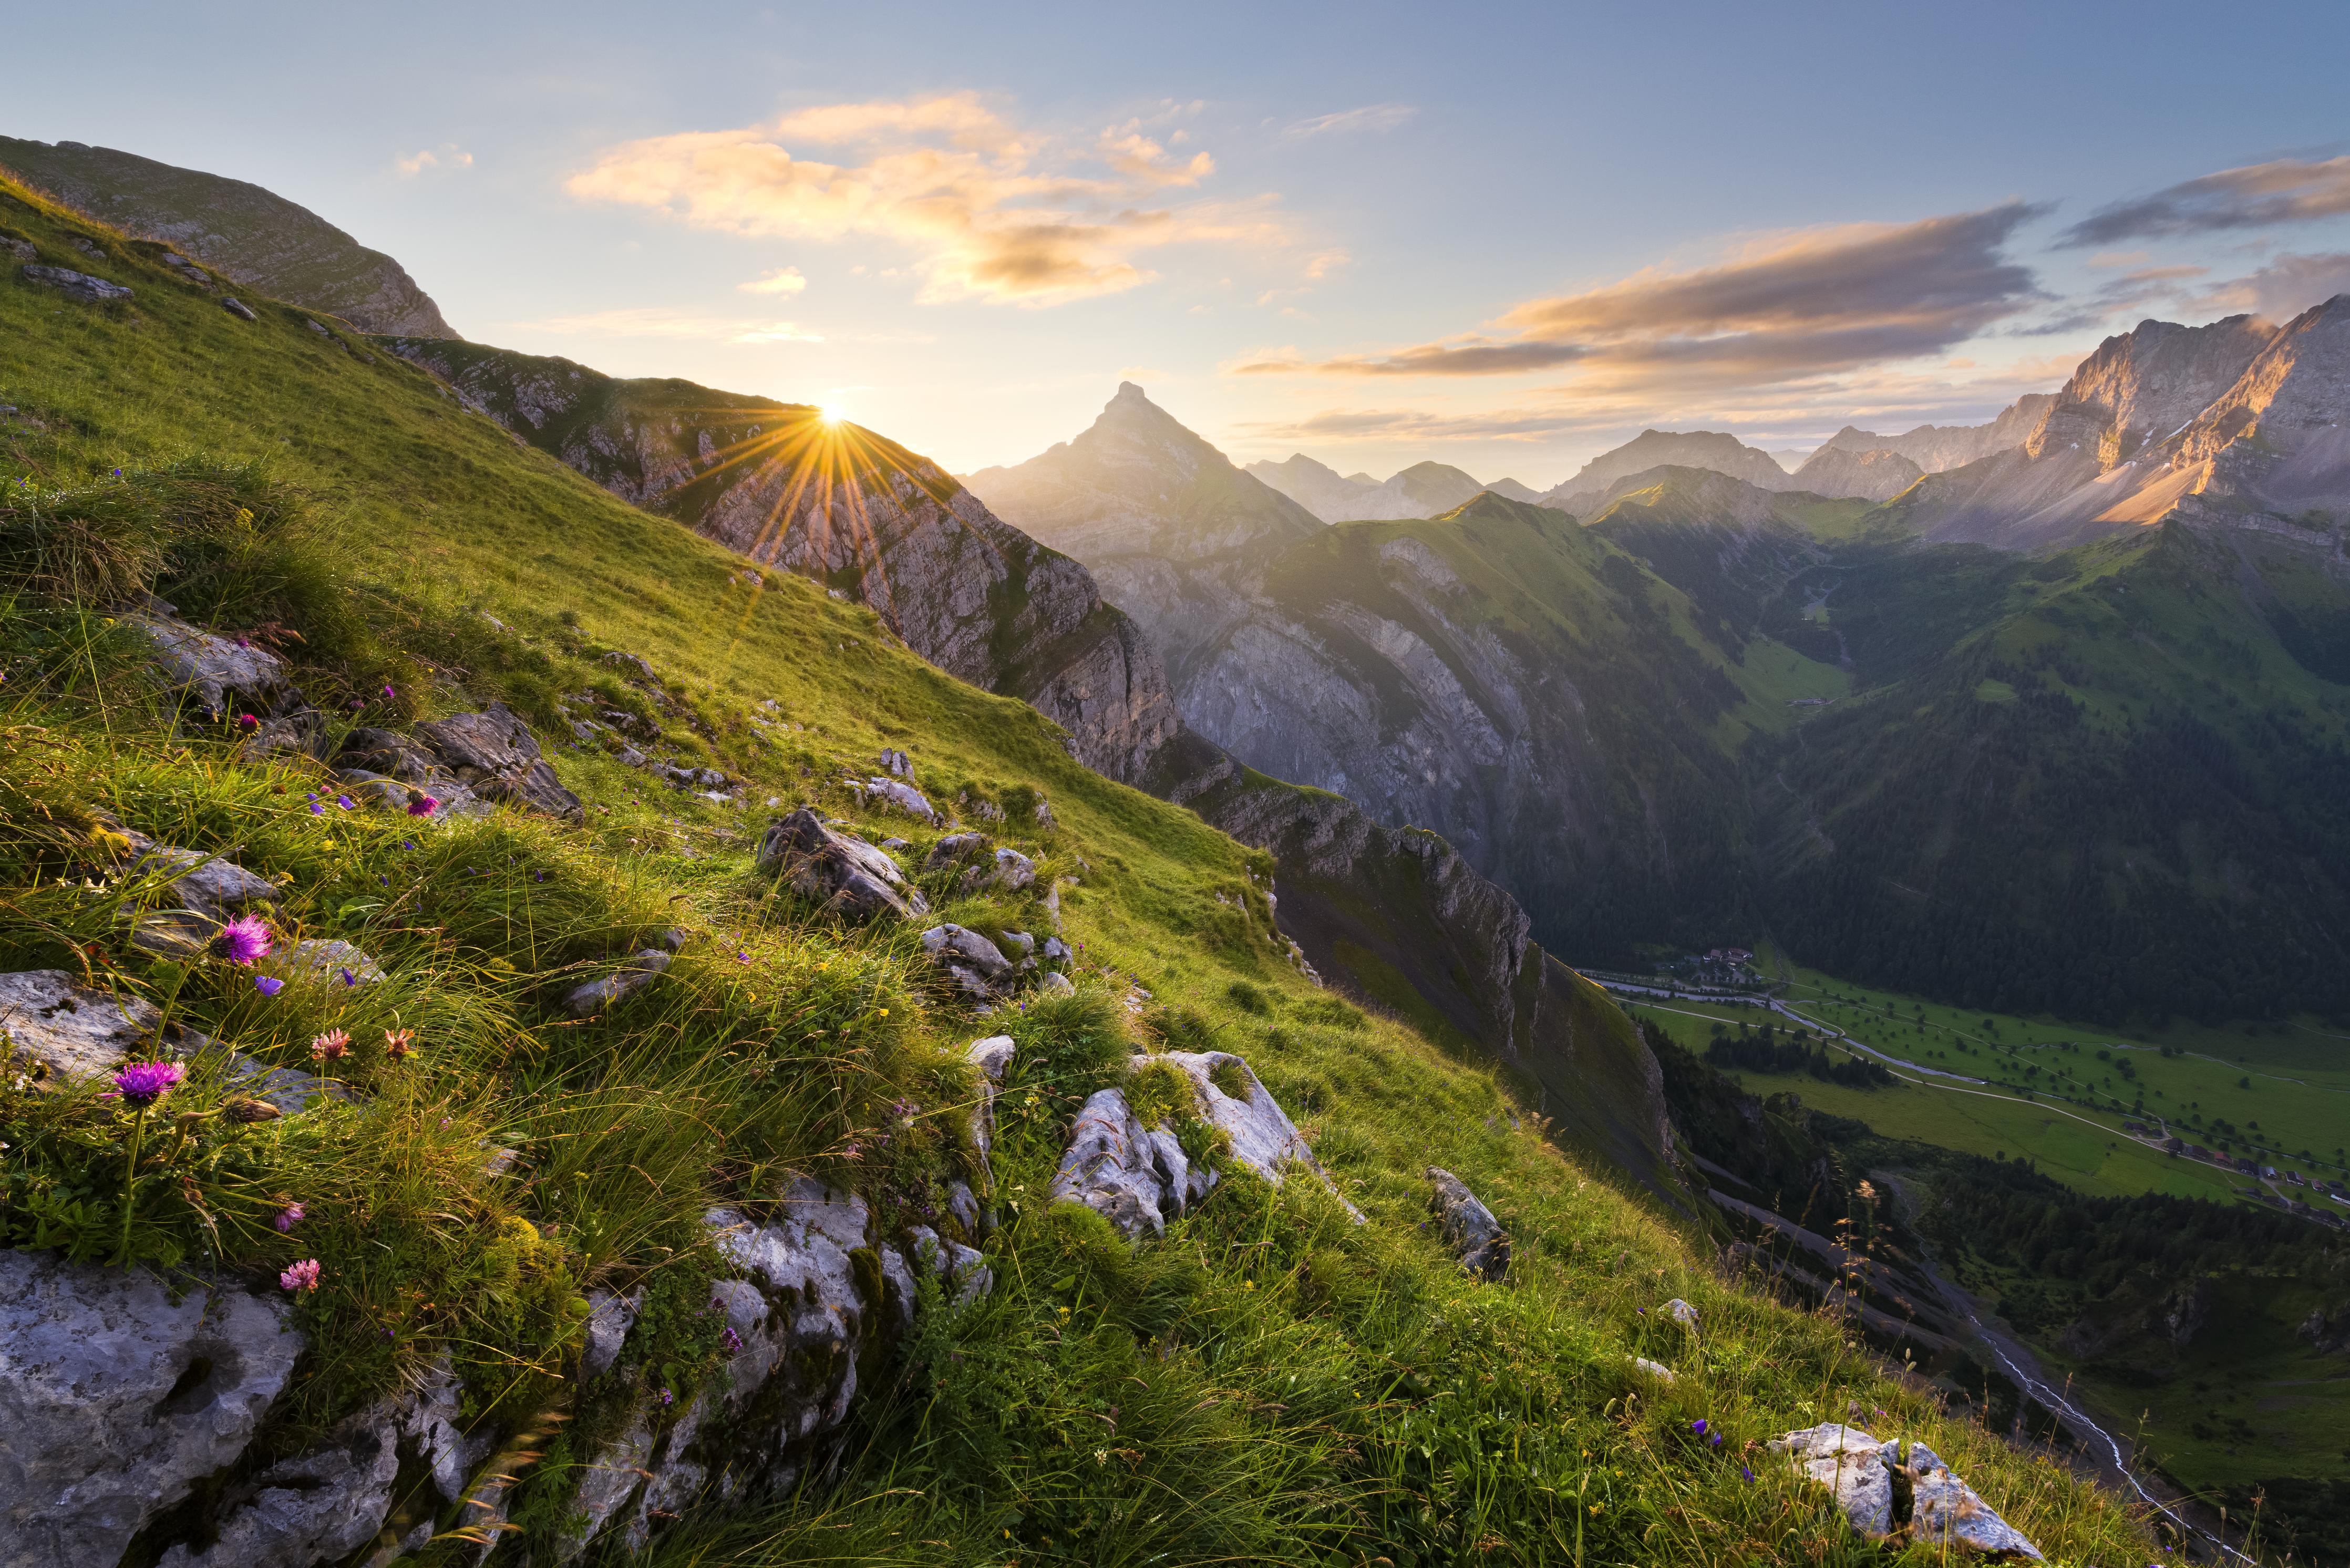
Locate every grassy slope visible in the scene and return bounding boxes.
[0,181,2152,1566]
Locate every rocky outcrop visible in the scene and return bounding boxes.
[0,1249,303,1568]
[2025,314,2276,470]
[377,343,1182,783]
[759,810,929,922]
[130,608,295,723]
[411,704,583,820]
[1539,430,1795,513]
[0,137,457,337]
[565,951,673,1016]
[0,969,341,1115]
[1787,445,1925,502]
[1769,1425,2042,1559]
[1815,395,2058,472]
[1425,1168,1509,1280]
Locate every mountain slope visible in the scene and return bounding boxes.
[1817,394,2058,472]
[1241,451,1379,521]
[0,136,458,337]
[380,339,1180,782]
[1789,444,1925,502]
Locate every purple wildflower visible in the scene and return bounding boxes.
[1691,1418,1708,1436]
[339,967,358,987]
[1710,1432,1724,1448]
[253,975,285,997]
[309,802,324,815]
[275,1202,305,1233]
[657,1387,674,1408]
[736,951,751,963]
[722,1325,743,1355]
[235,637,250,649]
[401,840,416,850]
[407,794,439,817]
[1741,1465,1755,1483]
[214,915,273,965]
[336,795,356,811]
[111,1060,185,1109]
[237,713,259,729]
[382,684,396,700]
[280,1258,322,1292]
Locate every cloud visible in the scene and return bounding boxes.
[2184,251,2350,321]
[2057,156,2350,246]
[1285,105,1416,137]
[739,266,807,296]
[396,146,473,177]
[568,92,1302,306]
[1231,204,2047,402]
[518,307,823,343]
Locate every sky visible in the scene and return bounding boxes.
[14,1,2350,486]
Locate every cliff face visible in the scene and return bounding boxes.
[383,340,1181,782]
[1816,394,2058,472]
[2171,295,2350,520]
[2024,314,2276,468]
[0,137,458,337]
[1788,445,1925,503]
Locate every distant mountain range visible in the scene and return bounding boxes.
[0,137,458,337]
[1243,452,1550,521]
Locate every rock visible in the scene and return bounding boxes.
[923,831,987,871]
[1770,1424,1897,1539]
[220,296,257,321]
[129,612,291,721]
[998,930,1035,958]
[1904,1442,2043,1560]
[1034,798,1056,830]
[582,1287,644,1377]
[856,777,936,822]
[0,238,34,262]
[132,843,279,919]
[0,969,166,1087]
[336,728,438,782]
[1042,935,1072,967]
[945,1180,985,1239]
[1631,1357,1678,1385]
[2161,1278,2211,1347]
[19,263,132,302]
[879,837,910,852]
[0,1249,302,1568]
[413,703,583,820]
[1049,1086,1211,1240]
[1153,1050,1360,1218]
[903,1225,992,1305]
[1664,1297,1700,1332]
[878,749,911,777]
[758,809,928,922]
[602,651,657,681]
[127,907,214,960]
[978,845,1035,893]
[566,950,672,1016]
[341,775,413,810]
[921,925,1012,996]
[1425,1167,1510,1280]
[263,938,385,988]
[237,705,328,764]
[965,1034,1014,1165]
[1040,970,1076,997]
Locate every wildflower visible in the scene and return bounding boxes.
[214,915,273,965]
[1691,1418,1708,1436]
[657,1388,674,1407]
[340,967,359,986]
[280,1258,322,1292]
[237,713,259,729]
[736,951,750,963]
[275,1202,305,1232]
[336,795,356,811]
[383,685,396,699]
[401,840,416,850]
[1711,1432,1724,1448]
[1741,1465,1756,1483]
[253,975,285,997]
[383,1028,416,1060]
[111,1060,185,1109]
[307,792,319,801]
[309,802,324,815]
[407,794,439,817]
[235,637,250,649]
[722,1325,743,1355]
[311,1030,349,1061]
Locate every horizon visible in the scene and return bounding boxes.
[11,1,2350,486]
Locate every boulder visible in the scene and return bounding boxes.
[337,728,439,783]
[1425,1167,1510,1280]
[221,297,258,322]
[855,777,936,823]
[758,810,927,922]
[0,239,33,263]
[0,1249,302,1568]
[1042,935,1072,967]
[903,1225,992,1305]
[581,1287,644,1378]
[1039,971,1076,997]
[263,938,385,989]
[970,845,1035,894]
[1664,1297,1700,1332]
[565,951,672,1017]
[965,1034,1014,1165]
[1152,1051,1360,1218]
[413,703,583,820]
[1904,1442,2043,1560]
[131,843,279,919]
[0,969,164,1087]
[878,749,912,777]
[1770,1424,1898,1539]
[1049,1086,1212,1240]
[920,925,1012,996]
[129,612,292,721]
[19,264,132,303]
[922,831,988,872]
[1630,1356,1678,1385]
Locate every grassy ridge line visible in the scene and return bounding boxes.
[0,177,2153,1565]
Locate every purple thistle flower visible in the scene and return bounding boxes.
[657,1387,674,1407]
[275,1202,305,1232]
[253,975,285,997]
[111,1060,184,1109]
[336,795,356,811]
[214,915,273,965]
[382,684,396,700]
[236,713,259,729]
[407,795,439,817]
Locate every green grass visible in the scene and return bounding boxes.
[0,176,2160,1568]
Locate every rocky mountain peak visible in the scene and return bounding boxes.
[2025,313,2277,468]
[1541,430,1792,511]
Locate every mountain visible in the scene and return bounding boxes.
[1240,452,1376,521]
[1484,477,1548,504]
[966,384,1324,688]
[2168,296,2350,521]
[1762,448,1813,472]
[1540,429,1793,512]
[1789,444,1926,503]
[1244,455,1554,521]
[0,136,458,337]
[1816,394,2059,472]
[383,341,1181,783]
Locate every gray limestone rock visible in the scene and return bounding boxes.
[971,845,1035,893]
[19,263,132,302]
[1039,970,1076,997]
[759,809,927,922]
[129,612,292,721]
[1770,1424,1897,1539]
[1665,1297,1700,1332]
[921,924,1013,996]
[1426,1167,1510,1280]
[581,1287,645,1378]
[856,777,936,822]
[1904,1442,2043,1559]
[1049,1086,1203,1240]
[1153,1050,1360,1219]
[413,703,583,820]
[923,831,988,871]
[565,951,673,1017]
[965,1034,1014,1166]
[133,844,280,919]
[263,938,385,989]
[0,239,33,263]
[220,296,257,321]
[903,1225,992,1305]
[0,1250,302,1568]
[0,969,163,1088]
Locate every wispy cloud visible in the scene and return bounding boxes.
[396,145,473,177]
[518,307,823,343]
[2057,156,2350,246]
[568,92,1303,306]
[738,266,807,296]
[1231,204,2047,403]
[1285,105,1416,137]
[2184,251,2350,321]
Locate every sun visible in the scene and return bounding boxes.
[817,405,841,425]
